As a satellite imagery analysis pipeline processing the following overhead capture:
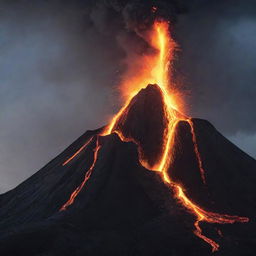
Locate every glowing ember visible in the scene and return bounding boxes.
[61,20,249,251]
[152,6,157,13]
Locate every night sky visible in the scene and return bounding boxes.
[0,0,256,192]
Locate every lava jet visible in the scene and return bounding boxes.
[0,21,255,256]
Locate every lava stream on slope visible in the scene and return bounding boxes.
[60,20,249,252]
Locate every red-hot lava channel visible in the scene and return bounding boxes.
[187,119,206,184]
[60,20,249,252]
[60,137,101,211]
[62,137,93,166]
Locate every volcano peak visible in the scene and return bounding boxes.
[0,86,255,255]
[112,83,168,168]
[135,83,163,96]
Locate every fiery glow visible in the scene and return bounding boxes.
[60,137,101,211]
[187,119,206,184]
[101,20,249,251]
[117,22,180,109]
[103,21,182,169]
[62,137,93,166]
[61,20,249,251]
[174,183,248,252]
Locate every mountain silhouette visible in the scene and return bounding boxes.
[0,84,255,256]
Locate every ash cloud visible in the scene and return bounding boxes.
[0,0,255,192]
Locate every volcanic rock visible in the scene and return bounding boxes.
[113,84,168,168]
[0,84,255,256]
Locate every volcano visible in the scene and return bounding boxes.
[0,84,255,256]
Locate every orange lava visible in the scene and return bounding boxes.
[187,119,206,184]
[60,137,101,211]
[62,137,93,166]
[174,184,248,252]
[60,20,249,251]
[102,20,249,251]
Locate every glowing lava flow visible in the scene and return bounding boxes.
[59,20,249,251]
[187,119,206,184]
[60,137,101,211]
[102,20,249,251]
[174,184,248,252]
[62,137,93,166]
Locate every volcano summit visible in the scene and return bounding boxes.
[0,84,255,256]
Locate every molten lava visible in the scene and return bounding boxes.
[62,137,93,166]
[60,20,249,251]
[102,20,249,251]
[60,137,101,211]
[187,119,206,184]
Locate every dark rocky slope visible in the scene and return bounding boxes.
[0,85,255,256]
